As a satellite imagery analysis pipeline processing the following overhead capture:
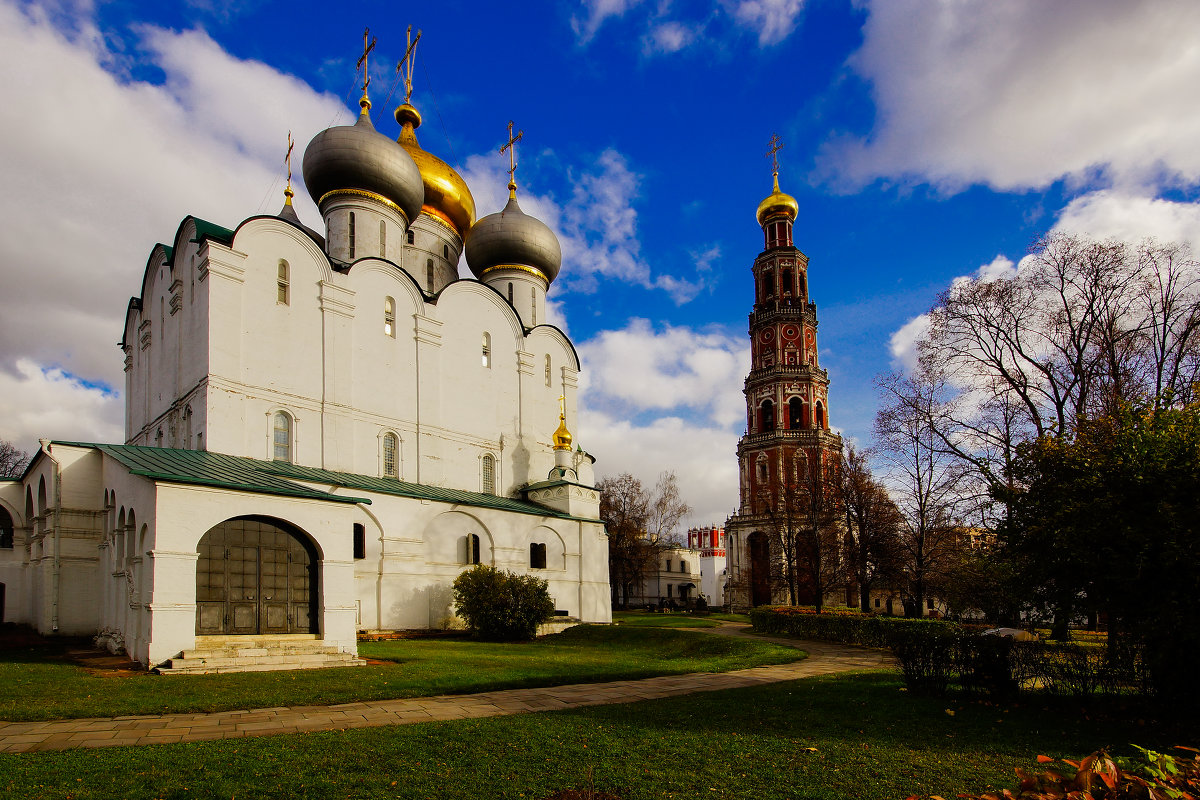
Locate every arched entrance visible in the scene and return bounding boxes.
[747,531,773,607]
[196,517,318,635]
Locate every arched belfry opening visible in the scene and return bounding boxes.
[196,516,318,636]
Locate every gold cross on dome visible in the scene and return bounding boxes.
[284,131,294,192]
[500,120,524,189]
[357,27,377,99]
[398,24,422,104]
[558,395,566,418]
[766,132,783,177]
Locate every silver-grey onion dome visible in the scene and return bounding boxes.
[465,193,562,283]
[301,104,424,225]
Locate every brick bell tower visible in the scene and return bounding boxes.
[725,135,843,609]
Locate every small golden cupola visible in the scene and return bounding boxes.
[756,132,799,249]
[553,405,573,451]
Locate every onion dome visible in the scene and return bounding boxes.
[395,103,476,239]
[302,98,423,225]
[756,173,799,226]
[552,411,573,450]
[464,184,562,284]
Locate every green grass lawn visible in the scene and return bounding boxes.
[612,610,721,628]
[0,672,1183,800]
[0,626,802,722]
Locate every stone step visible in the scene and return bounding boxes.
[179,643,344,659]
[156,655,364,675]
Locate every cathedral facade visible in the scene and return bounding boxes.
[0,71,611,668]
[725,164,844,609]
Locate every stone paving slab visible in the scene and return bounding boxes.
[0,624,894,754]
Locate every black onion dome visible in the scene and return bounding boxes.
[465,194,562,283]
[302,106,423,225]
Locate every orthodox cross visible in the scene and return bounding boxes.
[357,27,377,99]
[558,395,566,418]
[398,25,422,104]
[500,120,524,188]
[284,131,294,194]
[766,132,783,178]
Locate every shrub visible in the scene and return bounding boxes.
[932,746,1200,800]
[451,565,555,641]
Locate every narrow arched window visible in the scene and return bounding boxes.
[788,397,802,430]
[545,354,552,387]
[815,401,825,429]
[384,296,395,337]
[443,244,449,259]
[426,259,434,292]
[507,283,513,303]
[348,212,356,259]
[273,411,292,462]
[353,523,366,560]
[379,220,387,257]
[277,260,289,305]
[782,268,793,296]
[406,229,415,245]
[466,533,481,565]
[763,270,774,299]
[531,288,537,325]
[481,453,495,495]
[530,542,547,569]
[183,406,193,450]
[760,399,775,433]
[0,507,14,549]
[756,459,768,483]
[155,428,164,448]
[382,432,398,478]
[481,332,491,368]
[680,561,688,573]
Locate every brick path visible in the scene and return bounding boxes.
[0,623,893,753]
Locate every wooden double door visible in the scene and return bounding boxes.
[196,517,317,635]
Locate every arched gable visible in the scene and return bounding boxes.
[433,280,526,344]
[422,509,493,566]
[348,261,425,317]
[232,216,335,284]
[525,325,581,372]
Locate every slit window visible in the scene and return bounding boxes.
[353,523,366,560]
[426,259,434,292]
[481,453,495,495]
[379,220,386,256]
[443,244,449,259]
[481,332,491,368]
[530,542,547,569]
[384,296,395,337]
[507,283,513,303]
[531,288,536,325]
[277,261,289,304]
[406,229,415,245]
[348,211,356,259]
[382,432,398,478]
[545,355,552,387]
[466,533,481,565]
[273,412,292,462]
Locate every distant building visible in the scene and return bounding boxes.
[687,525,728,607]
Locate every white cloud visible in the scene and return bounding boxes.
[728,0,805,46]
[573,0,646,42]
[0,0,344,411]
[0,360,123,452]
[461,146,705,303]
[578,318,748,429]
[829,0,1200,192]
[643,20,701,55]
[888,313,929,373]
[1052,191,1200,252]
[581,411,741,530]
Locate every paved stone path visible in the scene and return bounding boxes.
[0,623,893,753]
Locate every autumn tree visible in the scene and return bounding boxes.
[0,440,30,478]
[837,445,902,613]
[597,471,691,609]
[756,449,844,611]
[876,373,971,617]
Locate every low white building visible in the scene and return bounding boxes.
[0,86,611,668]
[687,526,728,608]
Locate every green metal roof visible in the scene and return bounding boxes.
[189,218,235,245]
[52,442,580,519]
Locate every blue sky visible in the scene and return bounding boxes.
[2,0,1200,527]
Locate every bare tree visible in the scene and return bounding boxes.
[838,445,903,613]
[0,440,31,478]
[876,373,971,617]
[597,471,692,609]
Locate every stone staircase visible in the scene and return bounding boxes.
[154,634,365,675]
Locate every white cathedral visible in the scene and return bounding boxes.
[0,66,611,670]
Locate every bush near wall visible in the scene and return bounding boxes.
[749,607,1147,698]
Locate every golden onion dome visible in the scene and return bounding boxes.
[395,103,476,240]
[552,412,573,450]
[756,173,799,226]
